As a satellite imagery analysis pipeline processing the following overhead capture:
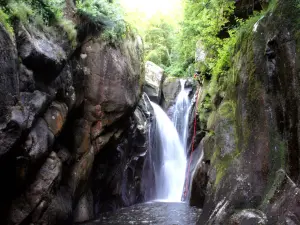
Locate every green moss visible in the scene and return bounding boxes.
[212,146,240,187]
[260,169,286,210]
[202,134,215,160]
[0,8,13,37]
[58,19,77,47]
[207,110,217,130]
[8,1,33,22]
[218,100,236,120]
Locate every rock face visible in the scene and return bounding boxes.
[161,77,181,110]
[0,23,20,156]
[0,13,150,224]
[80,36,144,129]
[143,61,165,104]
[190,0,300,224]
[92,93,155,213]
[16,22,68,79]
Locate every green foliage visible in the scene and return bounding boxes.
[144,16,177,68]
[8,1,34,22]
[76,0,129,43]
[0,8,13,36]
[0,0,77,46]
[58,19,77,47]
[169,0,235,76]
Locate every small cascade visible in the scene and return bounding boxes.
[150,102,186,202]
[172,79,191,151]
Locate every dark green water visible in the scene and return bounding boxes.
[80,201,201,225]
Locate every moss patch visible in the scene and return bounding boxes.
[0,8,13,37]
[0,0,77,46]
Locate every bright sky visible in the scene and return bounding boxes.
[119,0,182,19]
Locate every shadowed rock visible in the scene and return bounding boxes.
[9,152,62,225]
[16,23,67,79]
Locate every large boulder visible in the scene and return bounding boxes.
[80,35,144,127]
[161,77,181,110]
[80,35,145,157]
[16,22,68,81]
[161,77,197,111]
[143,61,164,104]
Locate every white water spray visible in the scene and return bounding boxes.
[172,79,191,151]
[149,79,192,202]
[151,102,187,202]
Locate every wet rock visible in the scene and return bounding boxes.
[92,93,154,213]
[53,64,77,109]
[57,146,72,163]
[228,209,267,225]
[16,23,67,79]
[68,147,95,199]
[19,64,35,92]
[9,152,62,225]
[19,91,49,128]
[93,129,119,154]
[186,90,204,157]
[189,150,208,208]
[161,77,181,110]
[37,186,73,225]
[185,78,197,90]
[44,101,68,136]
[74,119,91,157]
[0,91,49,158]
[73,189,94,223]
[144,61,165,104]
[24,118,54,163]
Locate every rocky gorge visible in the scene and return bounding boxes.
[0,0,300,224]
[0,1,198,223]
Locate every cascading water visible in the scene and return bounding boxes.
[172,79,191,151]
[151,102,186,202]
[150,79,192,202]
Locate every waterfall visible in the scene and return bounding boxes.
[171,79,191,151]
[150,102,187,202]
[149,79,192,202]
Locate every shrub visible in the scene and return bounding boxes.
[0,7,13,36]
[76,0,128,43]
